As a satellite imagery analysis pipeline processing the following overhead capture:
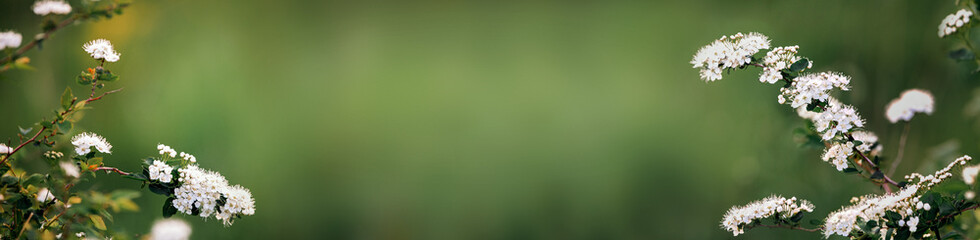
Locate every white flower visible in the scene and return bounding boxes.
[850,131,882,155]
[885,89,934,123]
[822,142,854,171]
[179,152,197,163]
[37,188,55,202]
[60,161,80,178]
[691,32,771,81]
[149,160,174,183]
[964,165,980,185]
[906,155,972,189]
[813,99,865,140]
[0,31,22,50]
[721,195,814,236]
[780,72,851,109]
[71,132,112,155]
[158,144,177,158]
[967,191,976,200]
[32,0,72,15]
[173,165,229,218]
[216,185,256,226]
[760,46,809,84]
[0,143,12,154]
[907,216,919,232]
[82,39,121,62]
[939,9,973,38]
[824,185,921,238]
[150,219,192,240]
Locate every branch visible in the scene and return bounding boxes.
[0,3,130,70]
[91,166,131,176]
[0,88,122,166]
[888,122,911,176]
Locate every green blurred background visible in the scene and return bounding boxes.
[2,0,980,239]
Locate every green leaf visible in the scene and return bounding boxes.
[870,171,884,180]
[87,157,103,166]
[60,87,74,110]
[57,121,72,134]
[148,183,173,196]
[949,48,975,61]
[89,215,107,230]
[842,168,859,173]
[789,59,810,72]
[22,173,45,186]
[162,197,177,218]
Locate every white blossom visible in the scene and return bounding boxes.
[173,165,228,218]
[939,9,973,38]
[760,46,809,84]
[885,89,934,123]
[907,216,919,232]
[906,155,973,189]
[691,32,770,81]
[32,0,72,15]
[813,99,864,140]
[71,132,112,155]
[850,131,882,155]
[780,72,851,109]
[0,31,22,51]
[964,165,980,185]
[824,185,921,238]
[0,143,12,154]
[82,39,121,62]
[149,160,174,183]
[158,144,177,158]
[721,195,814,236]
[216,185,256,226]
[822,142,854,171]
[60,161,79,178]
[179,152,197,163]
[150,219,192,240]
[37,188,55,202]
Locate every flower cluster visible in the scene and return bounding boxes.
[150,219,192,240]
[158,144,178,158]
[823,185,923,238]
[44,150,64,159]
[32,0,72,16]
[82,38,121,62]
[813,99,864,140]
[850,131,881,154]
[149,160,174,183]
[690,32,771,81]
[0,31,22,51]
[71,132,112,155]
[721,195,814,236]
[760,46,809,84]
[822,142,854,171]
[148,144,256,226]
[885,89,934,123]
[905,155,972,189]
[778,72,851,109]
[36,188,55,202]
[938,9,973,38]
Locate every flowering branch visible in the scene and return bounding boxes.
[0,2,129,71]
[0,88,121,166]
[751,224,822,233]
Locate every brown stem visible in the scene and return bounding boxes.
[0,88,122,166]
[888,122,911,176]
[15,211,34,239]
[92,166,131,176]
[0,3,130,70]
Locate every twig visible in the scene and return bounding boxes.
[0,88,122,166]
[15,211,34,239]
[888,122,911,176]
[0,3,130,70]
[92,166,131,176]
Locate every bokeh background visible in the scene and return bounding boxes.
[2,0,980,239]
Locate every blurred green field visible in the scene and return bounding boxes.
[2,0,980,239]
